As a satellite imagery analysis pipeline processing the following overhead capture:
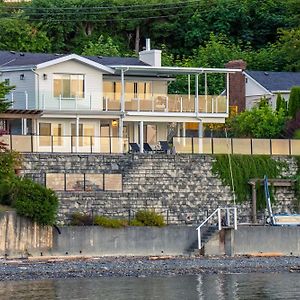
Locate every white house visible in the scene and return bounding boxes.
[0,41,241,153]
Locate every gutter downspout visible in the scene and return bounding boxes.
[31,68,40,110]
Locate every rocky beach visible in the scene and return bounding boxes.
[0,256,299,282]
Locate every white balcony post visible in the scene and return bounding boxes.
[75,116,79,153]
[25,91,28,109]
[180,96,183,112]
[205,73,208,113]
[226,72,230,114]
[197,228,201,249]
[89,94,92,110]
[118,117,124,153]
[11,92,14,108]
[59,94,62,110]
[195,74,199,115]
[139,120,144,153]
[218,208,222,230]
[121,69,125,112]
[234,207,237,230]
[188,74,191,100]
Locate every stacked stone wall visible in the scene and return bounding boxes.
[22,154,298,225]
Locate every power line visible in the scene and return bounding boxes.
[8,4,192,16]
[0,11,193,22]
[1,0,201,11]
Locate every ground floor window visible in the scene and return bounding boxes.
[71,123,95,146]
[39,122,63,146]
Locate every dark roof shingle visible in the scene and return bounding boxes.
[0,51,148,68]
[246,70,300,92]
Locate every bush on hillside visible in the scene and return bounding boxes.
[288,86,300,118]
[11,178,59,225]
[134,210,165,227]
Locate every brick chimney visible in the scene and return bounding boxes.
[225,60,247,112]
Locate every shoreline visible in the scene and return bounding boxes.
[0,256,299,282]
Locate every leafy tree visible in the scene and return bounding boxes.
[82,35,122,56]
[228,99,286,138]
[0,81,14,112]
[276,28,300,71]
[0,18,50,52]
[276,93,287,114]
[288,86,300,118]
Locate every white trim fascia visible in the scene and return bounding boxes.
[0,65,35,72]
[272,90,290,94]
[126,111,228,118]
[112,65,242,74]
[103,75,175,81]
[36,54,115,74]
[244,72,272,95]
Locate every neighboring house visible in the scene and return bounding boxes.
[226,60,300,112]
[0,40,240,153]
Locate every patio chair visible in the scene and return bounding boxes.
[129,143,140,153]
[144,143,154,153]
[159,141,171,153]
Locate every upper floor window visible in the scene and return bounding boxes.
[54,74,85,99]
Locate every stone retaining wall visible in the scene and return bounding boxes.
[22,154,298,225]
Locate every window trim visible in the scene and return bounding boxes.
[53,73,85,100]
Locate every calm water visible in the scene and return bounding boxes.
[0,273,299,300]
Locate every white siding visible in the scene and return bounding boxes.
[2,70,36,109]
[245,76,272,110]
[37,60,103,111]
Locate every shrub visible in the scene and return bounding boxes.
[134,210,165,227]
[228,103,286,138]
[11,178,58,225]
[276,93,287,114]
[70,212,93,226]
[129,219,144,226]
[288,86,300,118]
[93,215,127,228]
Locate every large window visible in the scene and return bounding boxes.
[54,74,85,99]
[39,122,63,146]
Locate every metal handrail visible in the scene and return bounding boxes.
[196,207,237,250]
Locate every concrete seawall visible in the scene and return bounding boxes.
[0,212,53,258]
[204,226,300,256]
[50,225,197,257]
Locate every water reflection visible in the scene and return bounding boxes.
[0,273,299,300]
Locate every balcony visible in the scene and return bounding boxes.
[7,91,227,115]
[104,94,227,114]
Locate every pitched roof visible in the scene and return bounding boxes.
[0,50,148,68]
[245,70,300,92]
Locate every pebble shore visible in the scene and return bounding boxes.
[0,256,299,281]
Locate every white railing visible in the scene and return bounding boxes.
[196,207,237,249]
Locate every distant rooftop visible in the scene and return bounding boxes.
[0,51,148,68]
[246,70,300,92]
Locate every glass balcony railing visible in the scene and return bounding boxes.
[6,90,227,114]
[103,94,227,114]
[173,137,300,156]
[1,135,128,154]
